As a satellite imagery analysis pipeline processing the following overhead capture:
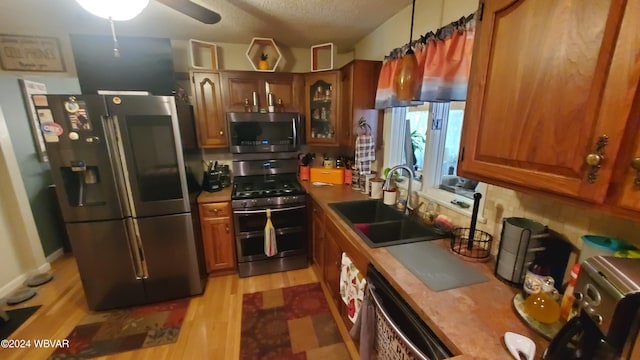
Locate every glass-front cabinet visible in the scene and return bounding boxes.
[305,71,340,145]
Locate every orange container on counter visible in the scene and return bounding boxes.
[310,167,344,184]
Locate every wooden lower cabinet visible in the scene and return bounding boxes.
[199,202,236,274]
[322,212,370,312]
[311,200,325,274]
[323,224,343,307]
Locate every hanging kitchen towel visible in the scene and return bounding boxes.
[350,284,375,360]
[264,208,277,257]
[339,252,367,323]
[355,135,375,174]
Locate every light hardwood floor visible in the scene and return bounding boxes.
[1,255,358,359]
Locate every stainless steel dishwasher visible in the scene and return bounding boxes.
[367,264,452,360]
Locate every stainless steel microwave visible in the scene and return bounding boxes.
[227,112,304,153]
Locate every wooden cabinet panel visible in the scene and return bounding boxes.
[311,200,325,273]
[264,74,304,113]
[339,60,382,150]
[201,217,235,272]
[199,202,236,274]
[323,222,342,307]
[606,0,640,213]
[611,125,640,213]
[221,72,261,112]
[459,0,636,203]
[221,71,303,113]
[201,202,232,218]
[305,71,341,145]
[191,71,227,148]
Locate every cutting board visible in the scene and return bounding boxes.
[387,241,488,291]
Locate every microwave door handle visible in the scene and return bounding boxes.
[234,205,306,215]
[292,117,297,146]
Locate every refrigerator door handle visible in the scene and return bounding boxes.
[110,115,138,217]
[125,218,144,279]
[102,116,132,217]
[131,219,150,279]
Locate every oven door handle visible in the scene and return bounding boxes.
[368,286,431,360]
[234,205,306,214]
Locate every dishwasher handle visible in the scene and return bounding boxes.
[368,286,431,360]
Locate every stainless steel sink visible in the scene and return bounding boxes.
[329,199,444,248]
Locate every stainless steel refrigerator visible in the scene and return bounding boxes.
[36,95,206,310]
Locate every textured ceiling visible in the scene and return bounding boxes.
[1,0,413,51]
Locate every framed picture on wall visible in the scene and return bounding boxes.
[19,79,48,162]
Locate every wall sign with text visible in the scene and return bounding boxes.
[0,34,65,72]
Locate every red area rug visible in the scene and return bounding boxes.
[240,282,349,360]
[49,298,190,359]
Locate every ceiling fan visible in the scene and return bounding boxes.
[155,0,221,24]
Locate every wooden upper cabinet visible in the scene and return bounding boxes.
[221,72,260,112]
[305,71,341,145]
[220,71,303,113]
[459,0,640,204]
[191,71,227,148]
[610,121,640,213]
[339,60,382,150]
[264,74,304,113]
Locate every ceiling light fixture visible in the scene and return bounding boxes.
[75,0,150,57]
[75,0,150,21]
[394,0,420,101]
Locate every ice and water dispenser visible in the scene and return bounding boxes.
[60,160,104,207]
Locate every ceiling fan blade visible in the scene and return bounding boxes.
[156,0,221,24]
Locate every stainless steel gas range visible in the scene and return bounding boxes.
[228,112,308,277]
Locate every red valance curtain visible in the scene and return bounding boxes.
[375,14,475,108]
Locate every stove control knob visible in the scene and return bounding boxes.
[591,314,603,324]
[574,292,583,301]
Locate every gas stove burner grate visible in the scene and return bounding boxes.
[232,174,304,200]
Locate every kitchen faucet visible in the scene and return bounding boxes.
[382,164,414,215]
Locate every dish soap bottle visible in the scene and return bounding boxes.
[560,263,581,321]
[524,277,561,324]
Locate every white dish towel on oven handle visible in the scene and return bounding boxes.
[264,208,277,256]
[340,252,367,323]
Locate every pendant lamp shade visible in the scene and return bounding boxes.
[394,0,420,101]
[395,49,420,101]
[75,0,150,21]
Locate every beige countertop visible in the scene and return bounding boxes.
[197,187,232,203]
[300,180,549,360]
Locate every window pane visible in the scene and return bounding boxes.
[405,106,429,172]
[438,102,478,199]
[441,106,463,177]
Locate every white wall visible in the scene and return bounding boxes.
[355,0,478,61]
[171,40,354,74]
[0,106,49,297]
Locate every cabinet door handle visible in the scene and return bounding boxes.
[631,157,640,187]
[225,224,229,233]
[219,129,224,136]
[585,135,608,183]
